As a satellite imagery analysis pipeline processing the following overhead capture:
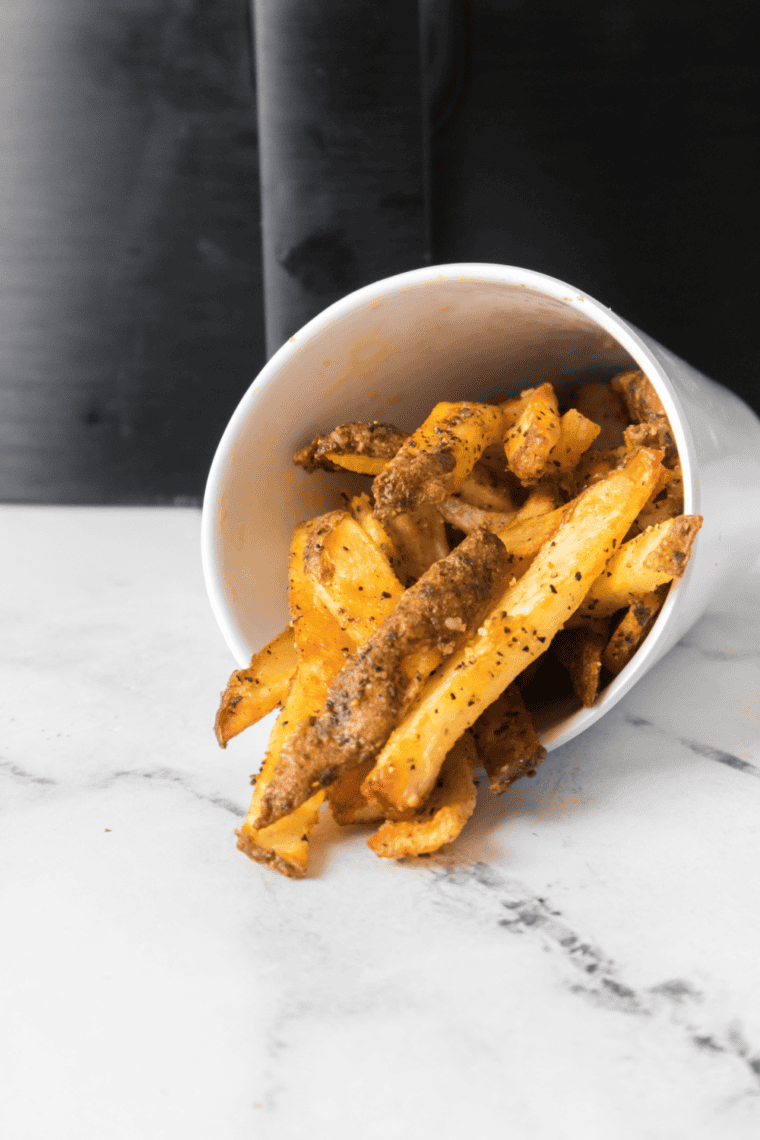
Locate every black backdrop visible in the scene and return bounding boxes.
[0,0,757,504]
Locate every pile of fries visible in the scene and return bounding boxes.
[216,370,702,877]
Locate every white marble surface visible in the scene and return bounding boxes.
[2,505,760,1140]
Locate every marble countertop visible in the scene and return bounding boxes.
[2,505,760,1140]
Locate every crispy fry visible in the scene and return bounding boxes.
[367,733,478,858]
[545,408,601,474]
[602,588,667,675]
[573,381,629,450]
[293,422,407,473]
[437,496,517,537]
[373,401,504,518]
[458,464,518,512]
[362,448,662,818]
[236,518,354,877]
[471,684,547,794]
[214,626,298,748]
[384,506,449,583]
[250,529,511,830]
[554,618,610,707]
[612,370,677,464]
[518,479,561,519]
[578,514,702,618]
[503,383,561,485]
[302,511,404,644]
[327,759,385,825]
[341,492,400,572]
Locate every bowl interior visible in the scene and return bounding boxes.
[204,268,674,749]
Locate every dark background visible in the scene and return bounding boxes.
[1,0,757,505]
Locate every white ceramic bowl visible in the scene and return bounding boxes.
[202,263,760,752]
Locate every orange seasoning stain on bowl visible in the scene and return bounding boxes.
[324,326,398,397]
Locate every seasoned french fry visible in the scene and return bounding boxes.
[373,401,505,518]
[384,505,449,582]
[574,381,629,450]
[215,626,298,748]
[362,447,662,818]
[342,492,400,572]
[602,588,667,675]
[327,759,385,825]
[302,511,404,644]
[554,618,610,707]
[294,422,407,473]
[518,479,561,519]
[545,408,601,473]
[250,529,511,830]
[236,518,354,877]
[578,514,702,618]
[437,496,517,537]
[612,370,677,463]
[503,383,561,485]
[367,733,478,858]
[458,464,517,512]
[472,684,547,794]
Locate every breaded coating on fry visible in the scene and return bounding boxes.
[293,422,408,472]
[372,402,504,518]
[472,684,547,793]
[612,370,678,464]
[250,528,511,829]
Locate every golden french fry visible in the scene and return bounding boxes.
[302,511,404,644]
[437,496,517,537]
[214,626,298,748]
[250,528,511,830]
[373,401,504,518]
[545,408,601,473]
[367,733,478,858]
[503,383,561,485]
[471,684,547,794]
[384,505,449,582]
[458,465,517,512]
[602,588,667,675]
[236,518,355,877]
[342,492,400,572]
[578,514,702,618]
[327,759,385,825]
[293,422,407,473]
[362,447,662,818]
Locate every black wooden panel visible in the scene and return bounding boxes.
[432,0,760,412]
[0,0,264,504]
[253,0,430,357]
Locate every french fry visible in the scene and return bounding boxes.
[437,496,517,537]
[250,528,511,830]
[236,518,354,877]
[502,383,561,485]
[215,626,298,748]
[573,381,629,450]
[545,408,601,473]
[302,511,405,644]
[578,514,702,618]
[327,759,385,825]
[373,401,505,518]
[554,618,610,707]
[472,684,547,794]
[612,370,677,463]
[367,733,478,858]
[384,505,449,582]
[602,588,667,675]
[293,422,407,473]
[362,447,662,818]
[518,479,561,519]
[342,492,400,572]
[457,465,517,512]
